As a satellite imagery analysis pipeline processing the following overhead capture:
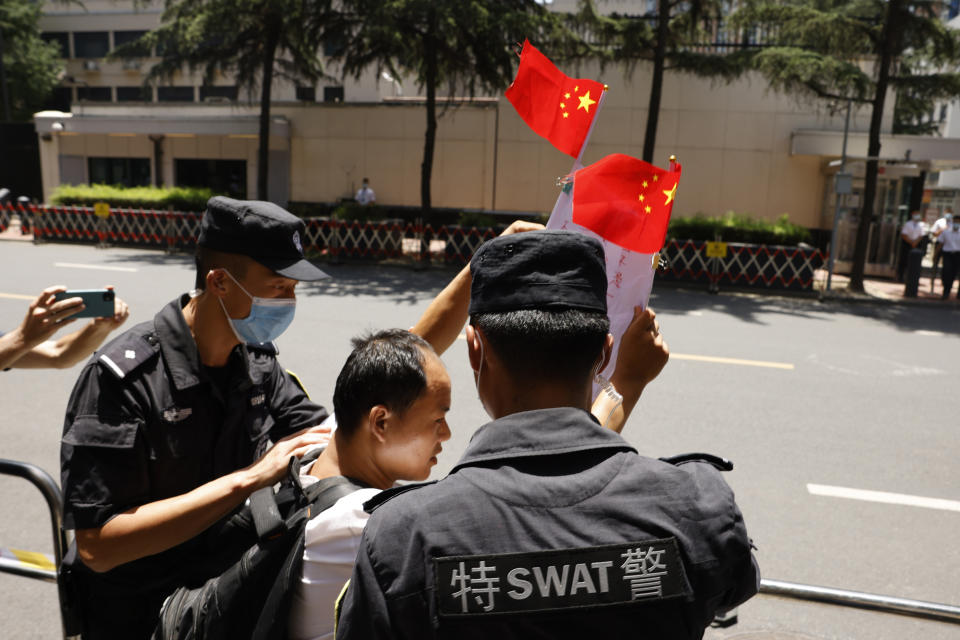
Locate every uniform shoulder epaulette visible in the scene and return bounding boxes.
[97,331,161,381]
[247,341,278,356]
[362,481,436,514]
[659,452,734,472]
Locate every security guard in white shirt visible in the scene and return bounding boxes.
[940,217,960,299]
[898,211,928,282]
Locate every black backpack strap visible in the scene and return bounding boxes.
[249,487,286,541]
[303,475,367,511]
[251,475,366,640]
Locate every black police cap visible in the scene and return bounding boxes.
[469,229,607,315]
[198,196,328,281]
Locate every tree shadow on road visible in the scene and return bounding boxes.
[650,285,830,326]
[297,262,455,307]
[651,283,960,335]
[96,251,960,335]
[97,251,457,307]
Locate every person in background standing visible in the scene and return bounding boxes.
[897,211,928,283]
[930,211,953,288]
[939,215,960,300]
[355,178,376,206]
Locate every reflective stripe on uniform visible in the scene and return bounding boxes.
[0,547,56,572]
[333,579,350,636]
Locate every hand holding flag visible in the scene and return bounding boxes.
[547,153,681,384]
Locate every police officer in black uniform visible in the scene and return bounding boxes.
[60,197,333,638]
[335,230,759,640]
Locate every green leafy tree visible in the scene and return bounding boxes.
[732,0,960,292]
[0,0,63,122]
[570,0,752,163]
[323,0,562,219]
[115,0,327,199]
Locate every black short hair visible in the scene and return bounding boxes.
[333,329,436,438]
[194,246,249,290]
[470,309,609,385]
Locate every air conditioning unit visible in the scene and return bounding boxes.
[122,60,142,71]
[83,60,100,71]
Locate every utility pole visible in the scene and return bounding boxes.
[826,99,853,292]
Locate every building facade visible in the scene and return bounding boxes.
[33,0,960,274]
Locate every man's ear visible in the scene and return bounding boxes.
[466,325,482,372]
[367,405,390,443]
[598,333,614,374]
[206,269,228,297]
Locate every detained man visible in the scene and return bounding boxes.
[287,329,450,639]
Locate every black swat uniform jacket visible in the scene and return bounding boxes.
[336,407,759,640]
[60,295,328,639]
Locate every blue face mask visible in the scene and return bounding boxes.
[218,269,296,344]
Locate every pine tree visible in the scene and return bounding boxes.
[114,0,328,200]
[570,0,752,163]
[322,0,562,220]
[0,0,63,122]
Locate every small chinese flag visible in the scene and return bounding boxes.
[572,153,681,254]
[505,39,605,158]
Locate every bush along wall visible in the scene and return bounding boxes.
[50,184,215,212]
[667,212,812,246]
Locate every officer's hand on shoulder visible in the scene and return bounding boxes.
[244,425,333,490]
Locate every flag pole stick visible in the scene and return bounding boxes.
[572,85,609,172]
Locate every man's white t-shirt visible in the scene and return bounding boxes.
[932,217,951,243]
[941,225,960,252]
[355,186,376,205]
[901,219,928,243]
[287,466,380,640]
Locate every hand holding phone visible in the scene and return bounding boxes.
[53,289,117,318]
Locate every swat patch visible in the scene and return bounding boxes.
[434,538,691,617]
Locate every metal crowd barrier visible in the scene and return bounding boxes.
[2,456,958,635]
[0,458,74,639]
[2,203,827,290]
[760,578,960,624]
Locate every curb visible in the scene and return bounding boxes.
[651,279,960,310]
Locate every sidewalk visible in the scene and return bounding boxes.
[815,268,959,306]
[0,218,32,243]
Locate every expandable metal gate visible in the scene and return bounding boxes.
[1,458,958,639]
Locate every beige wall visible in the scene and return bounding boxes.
[38,63,893,229]
[276,66,884,228]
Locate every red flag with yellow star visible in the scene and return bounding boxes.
[505,39,605,159]
[571,153,681,253]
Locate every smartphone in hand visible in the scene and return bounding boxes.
[53,289,116,318]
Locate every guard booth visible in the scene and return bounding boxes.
[792,128,960,279]
[821,162,923,279]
